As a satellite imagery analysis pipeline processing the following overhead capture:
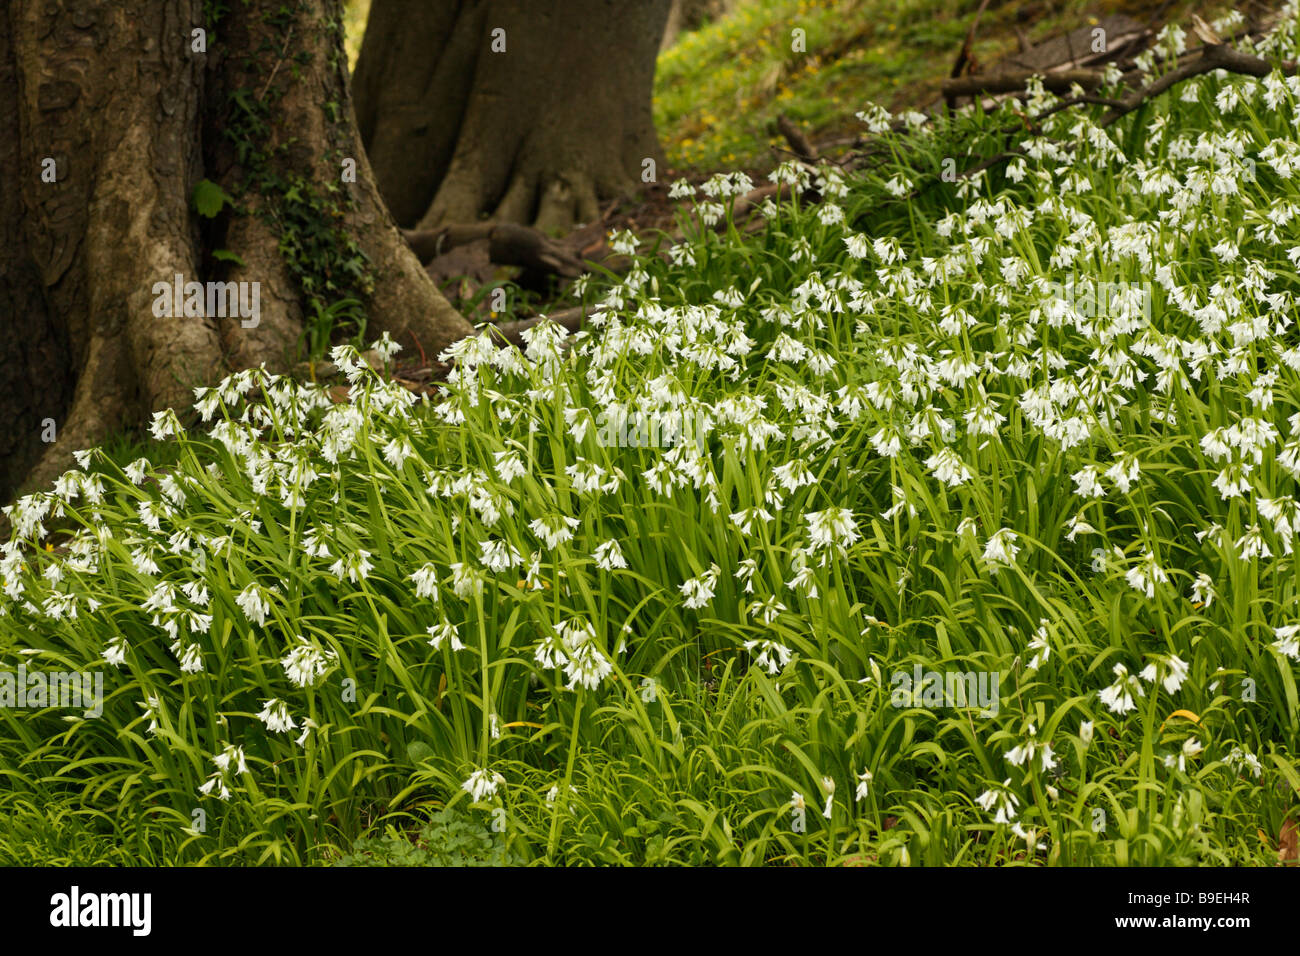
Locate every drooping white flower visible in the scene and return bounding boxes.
[976,779,1020,824]
[981,528,1021,573]
[235,584,274,627]
[281,638,334,688]
[680,564,720,609]
[805,507,860,553]
[743,638,795,676]
[1099,663,1144,714]
[257,698,297,733]
[855,769,873,801]
[427,620,466,652]
[461,768,506,802]
[409,563,440,600]
[529,514,580,549]
[1273,624,1300,661]
[592,539,628,571]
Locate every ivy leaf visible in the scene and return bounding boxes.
[211,248,246,268]
[193,179,233,219]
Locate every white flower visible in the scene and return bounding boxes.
[148,409,182,441]
[427,620,466,652]
[529,514,580,549]
[743,638,794,675]
[124,458,150,485]
[172,642,204,674]
[1162,656,1190,694]
[734,557,758,593]
[1273,624,1300,661]
[461,768,506,802]
[564,640,613,691]
[668,179,695,200]
[1010,822,1046,851]
[493,450,527,483]
[257,698,297,733]
[328,549,373,583]
[1099,663,1144,714]
[1004,724,1056,771]
[981,528,1021,572]
[533,618,612,692]
[680,564,720,609]
[1079,721,1094,746]
[409,563,440,600]
[1071,466,1105,498]
[103,637,128,668]
[592,539,627,571]
[1125,551,1169,599]
[212,743,248,776]
[281,638,334,688]
[1190,572,1216,607]
[372,331,402,363]
[844,233,871,259]
[924,447,972,487]
[1026,620,1051,671]
[976,779,1020,824]
[546,783,579,808]
[139,695,161,735]
[608,229,638,256]
[479,537,522,572]
[855,769,873,801]
[235,584,273,627]
[805,507,860,552]
[382,437,414,469]
[821,776,836,818]
[1104,456,1141,494]
[1224,746,1263,779]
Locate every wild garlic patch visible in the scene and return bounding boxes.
[3,11,1300,864]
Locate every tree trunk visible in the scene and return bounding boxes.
[0,0,472,503]
[662,0,735,49]
[354,0,673,233]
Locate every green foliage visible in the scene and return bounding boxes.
[332,809,520,866]
[3,14,1300,866]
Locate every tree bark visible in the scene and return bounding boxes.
[0,0,472,503]
[354,0,672,233]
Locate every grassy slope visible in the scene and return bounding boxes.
[654,0,1211,171]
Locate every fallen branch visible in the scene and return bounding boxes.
[487,305,588,350]
[1100,38,1298,127]
[402,223,587,278]
[941,68,1104,98]
[894,23,1295,203]
[776,114,818,163]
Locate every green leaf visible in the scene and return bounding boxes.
[405,741,434,766]
[192,179,233,219]
[211,248,246,267]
